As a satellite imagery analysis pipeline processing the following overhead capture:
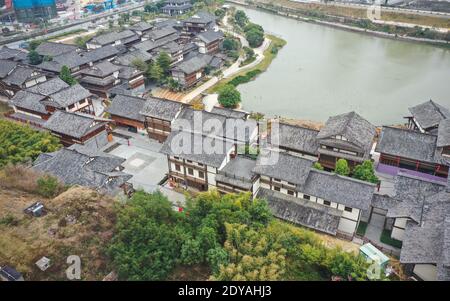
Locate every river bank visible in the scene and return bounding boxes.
[227,0,450,48]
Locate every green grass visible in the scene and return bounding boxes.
[380,229,403,249]
[356,221,368,236]
[208,34,287,93]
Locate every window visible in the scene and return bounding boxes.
[323,200,331,206]
[303,194,310,200]
[287,182,295,186]
[175,164,181,172]
[68,104,75,110]
[188,168,194,175]
[344,206,352,213]
[273,178,281,182]
[187,160,193,163]
[174,156,180,160]
[287,190,294,196]
[198,171,204,179]
[273,186,280,192]
[198,163,204,167]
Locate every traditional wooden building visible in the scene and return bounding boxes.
[183,11,217,34]
[139,96,184,142]
[161,131,235,191]
[375,126,449,180]
[268,120,319,160]
[161,0,192,16]
[35,41,79,57]
[86,30,140,50]
[215,156,259,197]
[170,54,212,88]
[405,100,450,134]
[253,150,376,237]
[43,83,95,115]
[0,64,46,97]
[43,111,108,146]
[195,30,224,54]
[381,173,450,281]
[33,148,132,196]
[106,94,146,134]
[129,21,154,36]
[79,61,121,99]
[117,65,145,97]
[316,111,376,170]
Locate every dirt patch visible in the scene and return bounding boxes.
[0,186,116,280]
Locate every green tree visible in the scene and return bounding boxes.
[215,8,226,19]
[131,58,148,72]
[28,50,42,65]
[352,160,379,184]
[222,38,239,51]
[335,159,350,176]
[234,10,248,28]
[180,238,204,265]
[59,65,77,86]
[108,191,185,280]
[0,120,61,167]
[156,51,172,75]
[211,223,287,281]
[245,28,264,48]
[218,84,241,108]
[28,39,43,51]
[148,63,164,83]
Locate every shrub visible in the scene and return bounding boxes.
[37,175,60,198]
[352,160,379,184]
[335,159,350,176]
[313,162,324,170]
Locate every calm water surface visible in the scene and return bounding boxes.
[236,6,450,125]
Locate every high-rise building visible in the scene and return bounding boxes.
[12,0,57,23]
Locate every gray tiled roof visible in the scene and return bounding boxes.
[43,111,104,139]
[317,111,376,153]
[90,30,137,46]
[387,172,446,222]
[3,66,39,86]
[82,45,120,63]
[53,51,87,69]
[81,61,120,77]
[171,54,211,74]
[0,60,18,78]
[184,11,216,24]
[106,94,146,122]
[146,27,178,41]
[173,107,256,142]
[9,90,47,114]
[216,156,256,190]
[371,193,401,211]
[253,150,314,187]
[197,30,224,44]
[117,65,143,80]
[139,96,183,121]
[48,84,92,108]
[26,77,69,96]
[33,148,130,195]
[134,34,179,53]
[0,46,27,61]
[437,119,450,148]
[114,49,152,65]
[273,122,319,155]
[375,126,439,164]
[210,107,247,120]
[409,100,450,130]
[303,169,376,211]
[258,188,342,235]
[399,190,450,280]
[129,21,153,33]
[35,42,78,57]
[160,131,234,168]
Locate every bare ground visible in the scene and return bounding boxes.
[0,186,116,280]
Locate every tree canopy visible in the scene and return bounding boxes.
[218,84,241,108]
[335,159,350,176]
[59,66,77,86]
[108,190,371,281]
[27,50,42,65]
[352,160,379,184]
[234,10,248,28]
[0,119,61,167]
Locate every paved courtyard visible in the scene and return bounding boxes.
[101,128,187,205]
